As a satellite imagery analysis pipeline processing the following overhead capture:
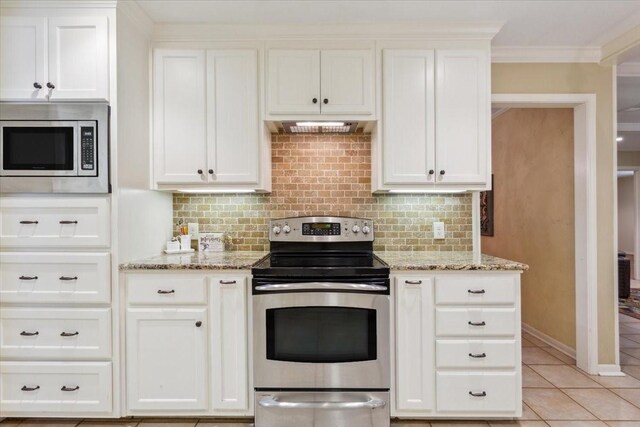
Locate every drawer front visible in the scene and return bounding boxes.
[436,371,518,413]
[436,308,516,337]
[0,361,112,414]
[0,308,111,360]
[435,275,517,305]
[436,339,517,369]
[0,252,110,304]
[0,197,110,248]
[127,274,207,305]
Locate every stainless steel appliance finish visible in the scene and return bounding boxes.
[269,216,373,242]
[0,102,109,193]
[255,391,389,427]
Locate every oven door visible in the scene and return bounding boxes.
[253,283,390,389]
[0,121,78,176]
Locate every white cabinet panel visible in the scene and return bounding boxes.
[126,308,209,412]
[206,50,259,184]
[0,308,111,360]
[320,49,373,115]
[436,371,518,413]
[435,275,517,305]
[436,339,517,369]
[394,275,434,412]
[0,17,47,100]
[0,252,110,304]
[435,307,517,337]
[210,276,249,412]
[268,49,320,114]
[47,17,109,100]
[153,49,207,184]
[0,361,112,415]
[382,50,435,185]
[435,49,489,185]
[126,274,207,305]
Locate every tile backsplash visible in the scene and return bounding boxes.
[173,133,473,251]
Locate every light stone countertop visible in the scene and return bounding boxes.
[119,251,268,271]
[375,251,529,271]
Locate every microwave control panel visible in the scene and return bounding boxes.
[78,122,97,176]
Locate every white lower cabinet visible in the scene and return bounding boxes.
[436,371,518,413]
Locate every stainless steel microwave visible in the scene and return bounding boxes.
[0,103,110,193]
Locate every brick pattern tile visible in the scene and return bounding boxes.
[173,133,473,251]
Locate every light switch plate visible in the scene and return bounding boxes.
[188,222,199,238]
[433,221,445,239]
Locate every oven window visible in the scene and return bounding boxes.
[3,127,75,170]
[266,306,377,363]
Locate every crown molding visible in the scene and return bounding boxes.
[617,62,640,76]
[619,123,640,132]
[0,0,116,8]
[491,46,602,63]
[601,23,640,65]
[152,22,503,42]
[117,0,153,37]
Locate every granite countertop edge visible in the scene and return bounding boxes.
[119,252,268,271]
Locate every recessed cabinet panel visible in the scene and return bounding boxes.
[0,17,47,100]
[382,50,435,185]
[207,50,259,184]
[435,50,489,185]
[153,50,207,184]
[267,49,321,114]
[320,50,373,115]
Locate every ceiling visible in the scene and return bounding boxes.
[136,0,640,49]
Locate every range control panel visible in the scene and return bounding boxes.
[78,121,98,177]
[269,216,373,242]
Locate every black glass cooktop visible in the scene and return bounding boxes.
[252,252,389,278]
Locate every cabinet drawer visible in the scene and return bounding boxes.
[0,308,111,360]
[435,275,516,305]
[0,361,112,414]
[436,339,517,369]
[0,252,110,304]
[436,371,518,413]
[436,308,516,337]
[127,274,207,305]
[0,196,110,248]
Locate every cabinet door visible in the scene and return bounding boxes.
[153,50,207,184]
[435,49,489,185]
[267,49,320,114]
[47,17,109,100]
[395,276,434,412]
[382,50,436,185]
[126,308,209,411]
[0,17,47,100]
[210,276,249,412]
[320,49,373,115]
[206,50,259,184]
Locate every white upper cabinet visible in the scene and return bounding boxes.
[0,15,109,101]
[47,17,109,101]
[153,50,207,184]
[435,50,489,185]
[0,17,47,100]
[267,48,374,116]
[267,49,320,114]
[207,50,259,184]
[382,50,435,185]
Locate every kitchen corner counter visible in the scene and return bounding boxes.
[376,251,529,271]
[119,251,268,271]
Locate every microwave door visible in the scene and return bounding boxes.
[0,121,78,177]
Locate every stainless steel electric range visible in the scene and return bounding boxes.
[252,216,390,427]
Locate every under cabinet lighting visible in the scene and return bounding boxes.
[177,189,256,194]
[386,189,467,194]
[296,121,345,127]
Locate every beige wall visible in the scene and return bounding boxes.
[619,151,640,168]
[618,176,637,255]
[483,109,576,348]
[492,63,616,364]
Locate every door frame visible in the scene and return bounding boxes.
[488,93,600,375]
[617,166,640,282]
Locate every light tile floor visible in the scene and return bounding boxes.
[4,316,640,427]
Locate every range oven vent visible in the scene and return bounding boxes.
[281,121,359,134]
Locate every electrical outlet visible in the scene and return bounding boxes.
[188,222,199,238]
[433,221,445,239]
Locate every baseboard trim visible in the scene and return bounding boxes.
[598,364,624,376]
[521,322,576,359]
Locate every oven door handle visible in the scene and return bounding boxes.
[258,396,386,410]
[254,282,387,292]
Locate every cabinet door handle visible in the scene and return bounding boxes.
[19,220,38,224]
[61,385,79,392]
[21,385,40,391]
[219,280,237,284]
[197,169,203,174]
[195,321,203,327]
[157,289,175,294]
[59,276,78,281]
[19,275,38,280]
[323,98,329,104]
[428,170,435,175]
[469,391,487,397]
[468,289,486,294]
[469,352,487,358]
[59,220,78,224]
[404,279,422,285]
[33,82,42,89]
[440,170,446,175]
[208,169,214,174]
[46,82,55,89]
[312,98,318,104]
[20,331,39,336]
[60,331,79,337]
[468,321,486,326]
